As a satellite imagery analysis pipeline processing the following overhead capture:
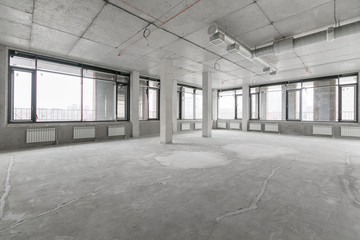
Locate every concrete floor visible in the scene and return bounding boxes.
[0,130,359,240]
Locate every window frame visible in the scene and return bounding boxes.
[8,50,130,124]
[217,88,242,120]
[178,84,202,120]
[139,78,160,121]
[250,90,260,120]
[339,83,358,123]
[286,89,302,121]
[235,90,243,120]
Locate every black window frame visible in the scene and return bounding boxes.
[139,77,160,121]
[339,83,358,123]
[249,88,260,120]
[8,50,130,123]
[217,88,242,120]
[286,89,302,121]
[178,84,202,120]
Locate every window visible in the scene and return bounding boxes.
[9,51,129,123]
[139,79,159,120]
[177,85,202,120]
[339,76,357,122]
[195,89,202,119]
[218,90,235,119]
[301,79,338,122]
[250,87,259,120]
[11,70,33,121]
[287,90,301,120]
[235,89,242,119]
[260,85,283,120]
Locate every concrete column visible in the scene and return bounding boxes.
[130,71,140,137]
[202,71,212,137]
[242,84,250,131]
[172,79,178,133]
[212,89,218,128]
[160,58,173,144]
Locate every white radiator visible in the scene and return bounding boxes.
[341,126,360,137]
[229,122,240,129]
[26,128,56,143]
[108,126,125,136]
[249,123,261,131]
[217,122,226,129]
[313,125,332,136]
[74,126,95,139]
[195,122,202,129]
[265,123,279,132]
[181,123,191,131]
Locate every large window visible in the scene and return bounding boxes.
[260,85,283,120]
[218,89,242,119]
[9,50,129,123]
[139,79,159,120]
[250,87,259,120]
[177,85,202,120]
[250,75,358,123]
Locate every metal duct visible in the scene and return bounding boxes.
[254,20,360,57]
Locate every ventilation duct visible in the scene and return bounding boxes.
[208,24,277,74]
[254,20,360,57]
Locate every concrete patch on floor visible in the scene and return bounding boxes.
[154,151,230,169]
[222,144,298,159]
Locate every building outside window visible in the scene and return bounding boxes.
[177,85,202,120]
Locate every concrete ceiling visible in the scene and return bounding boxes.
[0,0,360,89]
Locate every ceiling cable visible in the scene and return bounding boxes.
[334,0,338,27]
[214,57,222,70]
[116,0,201,56]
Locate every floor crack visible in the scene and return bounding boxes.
[0,156,14,220]
[0,186,106,234]
[216,167,280,222]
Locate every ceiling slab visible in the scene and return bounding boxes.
[33,0,106,37]
[237,24,282,48]
[83,4,148,47]
[0,3,32,26]
[174,57,205,72]
[336,0,360,21]
[216,3,270,37]
[201,58,240,72]
[161,38,217,62]
[30,24,79,57]
[0,0,34,13]
[257,0,331,22]
[68,38,114,63]
[0,34,29,49]
[145,48,180,61]
[0,18,31,40]
[122,27,178,56]
[162,0,254,37]
[227,68,255,78]
[274,2,334,37]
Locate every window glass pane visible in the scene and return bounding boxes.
[260,86,283,120]
[287,90,301,120]
[117,84,128,120]
[195,90,202,119]
[139,84,148,120]
[236,95,242,119]
[250,93,259,119]
[38,60,81,76]
[148,80,159,88]
[12,70,32,120]
[218,91,235,119]
[341,85,356,121]
[37,71,81,121]
[339,76,357,85]
[10,56,35,69]
[83,78,115,121]
[148,88,158,119]
[117,75,129,84]
[184,87,194,119]
[302,84,338,121]
[83,68,115,81]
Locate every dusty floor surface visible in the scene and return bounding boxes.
[0,130,359,240]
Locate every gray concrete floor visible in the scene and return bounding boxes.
[0,130,359,240]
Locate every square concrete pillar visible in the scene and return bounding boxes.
[130,71,139,137]
[242,85,249,131]
[160,58,173,144]
[202,71,212,137]
[172,79,178,133]
[358,72,360,122]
